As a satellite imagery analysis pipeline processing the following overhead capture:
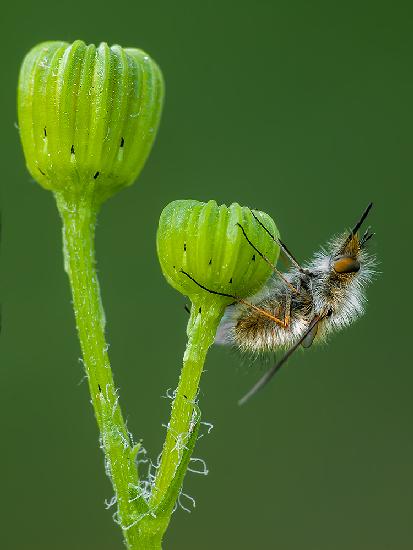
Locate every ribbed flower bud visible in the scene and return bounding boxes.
[157,200,280,306]
[18,40,164,204]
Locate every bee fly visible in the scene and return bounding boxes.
[182,203,376,405]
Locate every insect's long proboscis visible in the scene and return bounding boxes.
[351,202,373,235]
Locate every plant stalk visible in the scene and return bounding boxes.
[143,298,224,540]
[56,193,146,549]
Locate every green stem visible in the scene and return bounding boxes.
[142,298,224,540]
[56,193,147,549]
[56,192,224,548]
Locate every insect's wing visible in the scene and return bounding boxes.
[238,315,323,405]
[215,305,236,345]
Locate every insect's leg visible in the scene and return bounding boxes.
[242,301,288,328]
[180,270,288,328]
[250,210,309,275]
[277,240,306,273]
[283,291,292,327]
[236,221,300,295]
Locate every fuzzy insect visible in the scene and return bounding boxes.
[182,203,376,405]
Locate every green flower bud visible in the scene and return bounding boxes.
[18,40,164,204]
[157,200,280,306]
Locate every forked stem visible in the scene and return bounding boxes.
[56,193,225,548]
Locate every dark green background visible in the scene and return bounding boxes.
[1,1,411,548]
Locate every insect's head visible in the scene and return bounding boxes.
[332,202,374,276]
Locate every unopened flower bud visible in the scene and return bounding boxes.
[157,200,280,307]
[18,40,164,204]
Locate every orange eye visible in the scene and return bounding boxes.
[333,256,360,274]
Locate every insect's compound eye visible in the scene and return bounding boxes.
[333,256,360,274]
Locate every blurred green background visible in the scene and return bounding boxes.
[1,1,412,548]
